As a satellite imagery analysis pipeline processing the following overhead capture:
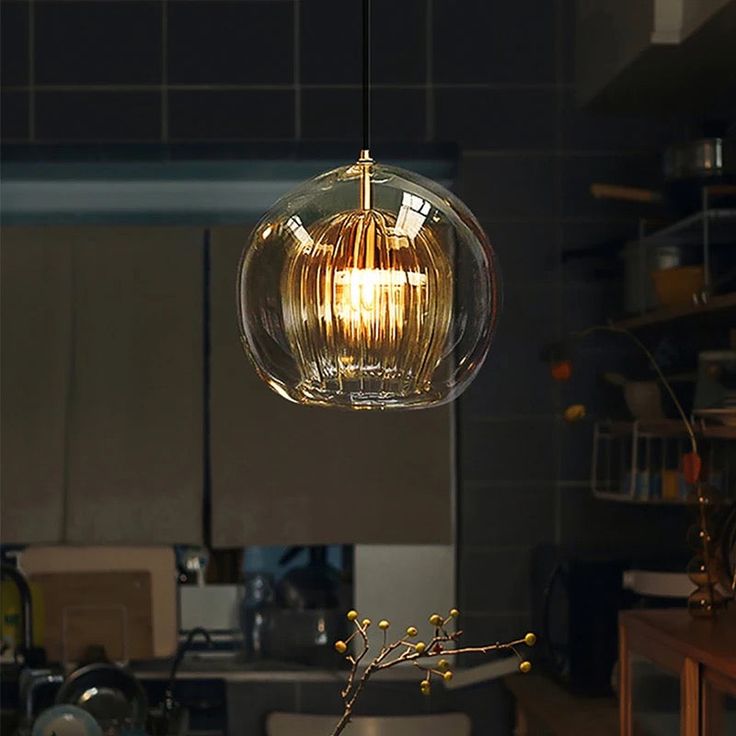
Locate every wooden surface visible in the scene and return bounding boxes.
[619,608,736,736]
[21,545,177,657]
[682,657,700,736]
[620,608,736,677]
[28,571,153,663]
[614,291,736,330]
[504,673,618,736]
[702,667,736,736]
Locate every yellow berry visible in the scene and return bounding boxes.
[563,404,586,423]
[362,618,371,628]
[406,626,418,637]
[449,608,460,618]
[334,640,347,654]
[443,671,453,682]
[437,659,449,671]
[519,660,532,674]
[378,619,390,630]
[524,632,537,647]
[415,641,426,654]
[428,614,443,626]
[347,610,359,621]
[419,680,430,695]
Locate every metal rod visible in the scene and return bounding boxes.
[362,0,371,152]
[702,186,711,292]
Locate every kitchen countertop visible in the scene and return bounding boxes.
[131,656,426,682]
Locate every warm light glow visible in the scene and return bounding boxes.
[281,208,453,402]
[237,159,500,409]
[332,267,429,354]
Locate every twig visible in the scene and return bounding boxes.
[329,610,534,736]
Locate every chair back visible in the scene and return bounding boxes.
[266,712,472,736]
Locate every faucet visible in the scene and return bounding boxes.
[164,627,213,714]
[1,563,34,656]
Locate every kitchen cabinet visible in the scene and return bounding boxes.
[576,0,736,111]
[1,227,204,545]
[1,229,73,543]
[209,227,455,546]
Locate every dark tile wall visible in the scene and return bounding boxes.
[2,0,697,733]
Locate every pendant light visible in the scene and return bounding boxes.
[237,0,501,410]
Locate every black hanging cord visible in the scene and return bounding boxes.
[362,0,371,151]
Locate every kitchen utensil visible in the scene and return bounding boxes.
[176,547,209,586]
[56,662,147,732]
[591,139,736,216]
[20,546,177,658]
[147,627,211,736]
[664,138,736,213]
[651,265,706,307]
[31,705,103,736]
[590,184,664,204]
[27,571,153,664]
[664,138,736,180]
[621,241,703,314]
[603,374,665,421]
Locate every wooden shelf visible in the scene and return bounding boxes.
[612,292,736,330]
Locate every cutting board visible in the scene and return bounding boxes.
[29,571,153,663]
[20,546,177,657]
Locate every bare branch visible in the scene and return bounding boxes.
[329,611,534,736]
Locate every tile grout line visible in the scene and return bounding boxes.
[1,82,569,92]
[28,0,35,141]
[424,0,434,142]
[161,0,169,143]
[293,0,301,139]
[553,0,566,545]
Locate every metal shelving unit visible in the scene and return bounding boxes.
[613,290,736,330]
[591,420,736,505]
[625,186,736,323]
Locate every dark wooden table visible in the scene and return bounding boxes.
[619,607,736,736]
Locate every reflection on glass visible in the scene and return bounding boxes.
[238,158,501,410]
[704,678,736,736]
[631,655,680,736]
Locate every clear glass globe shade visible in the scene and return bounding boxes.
[237,158,501,410]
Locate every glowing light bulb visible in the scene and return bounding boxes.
[281,208,452,396]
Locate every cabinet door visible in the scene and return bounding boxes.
[209,227,454,547]
[1,228,73,543]
[64,227,203,545]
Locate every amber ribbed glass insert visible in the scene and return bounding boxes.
[281,208,453,403]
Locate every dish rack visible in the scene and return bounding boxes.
[591,420,736,504]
